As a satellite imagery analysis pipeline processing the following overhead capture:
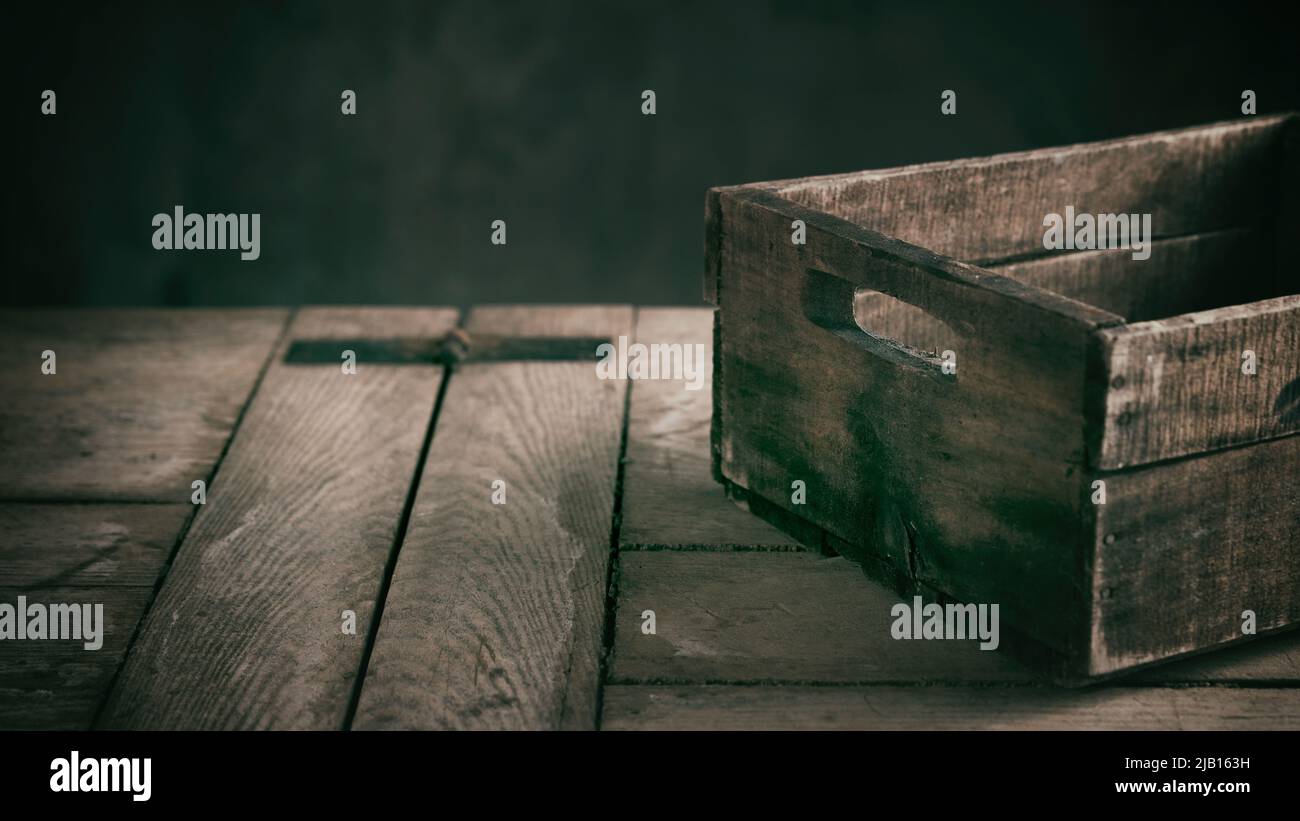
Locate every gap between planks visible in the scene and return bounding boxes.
[349,306,633,730]
[98,307,458,730]
[0,309,292,729]
[341,308,464,729]
[593,313,638,731]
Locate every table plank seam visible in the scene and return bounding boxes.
[605,677,1300,689]
[591,308,640,730]
[0,498,190,505]
[342,308,465,729]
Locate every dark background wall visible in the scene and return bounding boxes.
[6,0,1297,308]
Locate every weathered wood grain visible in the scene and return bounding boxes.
[1,587,155,731]
[1131,631,1300,683]
[0,503,189,729]
[765,115,1290,265]
[98,307,456,729]
[610,549,1300,686]
[620,308,801,550]
[352,306,631,730]
[602,684,1300,730]
[1096,295,1300,469]
[0,503,185,589]
[611,551,1031,683]
[0,309,287,501]
[1089,433,1300,675]
[995,227,1276,323]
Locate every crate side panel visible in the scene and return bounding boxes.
[1089,433,1300,675]
[714,191,1096,655]
[994,227,1275,323]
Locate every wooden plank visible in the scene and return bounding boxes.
[1132,631,1300,684]
[0,503,185,588]
[0,309,287,501]
[1,587,155,731]
[611,551,1031,683]
[1089,433,1300,675]
[620,308,801,550]
[713,187,1116,659]
[762,115,1289,264]
[98,307,457,730]
[613,550,1300,686]
[0,503,189,729]
[994,227,1275,323]
[1096,295,1300,469]
[602,685,1300,730]
[352,306,632,730]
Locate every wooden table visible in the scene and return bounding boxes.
[3,306,1299,730]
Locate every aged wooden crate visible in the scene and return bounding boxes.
[705,115,1300,683]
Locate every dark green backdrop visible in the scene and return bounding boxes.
[7,0,1297,307]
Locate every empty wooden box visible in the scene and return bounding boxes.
[705,114,1300,683]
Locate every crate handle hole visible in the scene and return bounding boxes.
[801,267,957,379]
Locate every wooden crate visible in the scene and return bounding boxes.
[705,115,1300,683]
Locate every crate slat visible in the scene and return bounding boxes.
[1096,295,1300,469]
[1089,432,1300,674]
[994,227,1272,324]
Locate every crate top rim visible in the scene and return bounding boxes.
[710,113,1296,199]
